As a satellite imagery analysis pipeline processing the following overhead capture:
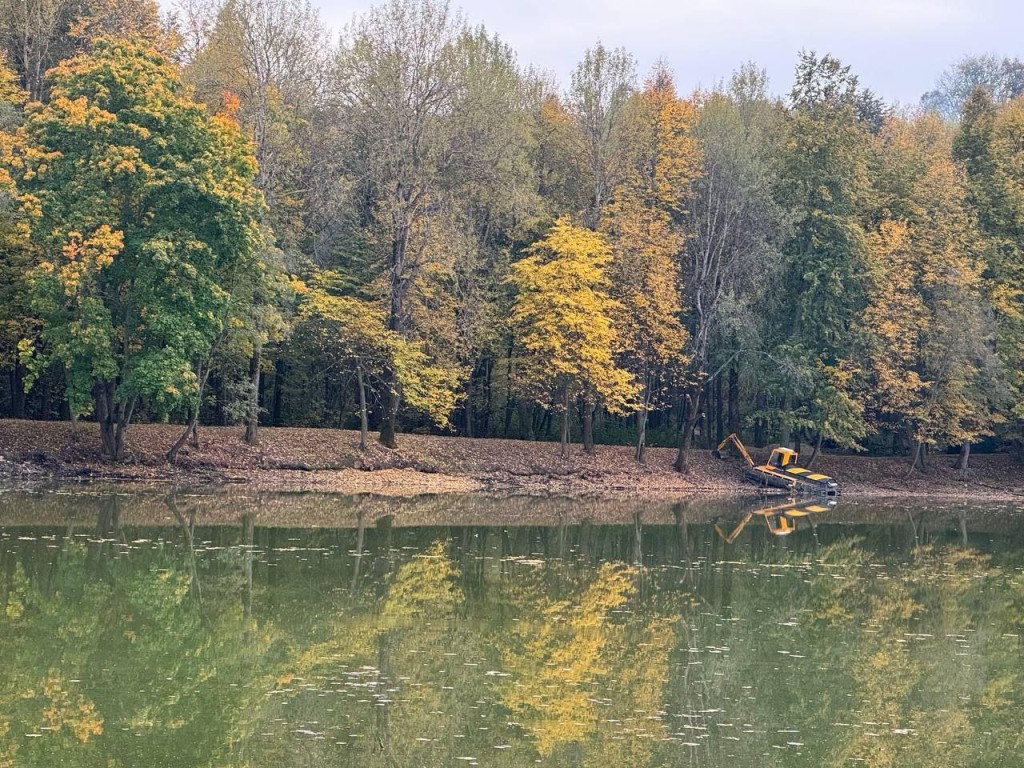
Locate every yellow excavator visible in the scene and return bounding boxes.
[713,433,840,496]
[715,497,834,543]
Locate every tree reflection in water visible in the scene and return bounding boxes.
[0,490,1022,766]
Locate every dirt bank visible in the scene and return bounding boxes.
[1,419,1023,501]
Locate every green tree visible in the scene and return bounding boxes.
[0,56,34,419]
[768,51,872,452]
[16,38,264,459]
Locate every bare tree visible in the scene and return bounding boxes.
[0,0,75,100]
[566,42,637,229]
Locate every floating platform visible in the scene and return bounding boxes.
[744,464,840,496]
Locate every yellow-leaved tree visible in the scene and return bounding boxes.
[293,273,460,450]
[602,65,698,462]
[510,216,637,458]
[865,114,1002,473]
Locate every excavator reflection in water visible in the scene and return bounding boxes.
[714,496,837,544]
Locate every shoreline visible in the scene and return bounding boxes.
[2,419,1023,502]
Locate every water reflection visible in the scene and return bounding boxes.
[0,490,1022,766]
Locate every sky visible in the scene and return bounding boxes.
[307,0,1022,105]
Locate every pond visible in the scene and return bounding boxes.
[0,488,1022,767]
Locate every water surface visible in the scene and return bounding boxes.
[0,489,1022,766]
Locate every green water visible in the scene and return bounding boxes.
[0,489,1022,767]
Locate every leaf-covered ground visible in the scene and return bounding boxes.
[1,419,1022,501]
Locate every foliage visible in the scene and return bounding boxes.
[14,38,263,455]
[922,54,1024,120]
[294,274,460,429]
[0,0,1021,464]
[509,217,637,420]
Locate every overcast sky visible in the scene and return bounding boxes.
[306,0,1021,105]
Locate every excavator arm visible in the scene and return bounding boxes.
[712,433,755,468]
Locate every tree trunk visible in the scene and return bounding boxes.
[482,357,493,436]
[907,440,925,476]
[244,342,262,445]
[95,381,117,459]
[9,365,25,418]
[357,365,369,451]
[168,366,211,464]
[714,373,724,445]
[271,357,286,425]
[634,405,651,466]
[463,376,474,438]
[379,385,399,449]
[560,389,571,459]
[805,431,824,469]
[674,391,702,473]
[727,363,740,435]
[115,397,135,461]
[168,410,198,465]
[778,393,791,448]
[955,442,971,474]
[539,406,552,438]
[582,397,595,455]
[635,375,653,464]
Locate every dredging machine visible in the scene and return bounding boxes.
[712,433,840,497]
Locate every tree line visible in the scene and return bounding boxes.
[0,0,1022,471]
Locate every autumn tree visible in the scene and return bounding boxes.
[0,56,33,419]
[16,39,264,459]
[292,273,459,449]
[955,91,1024,441]
[510,217,637,458]
[332,0,529,449]
[986,98,1024,429]
[865,114,1002,472]
[601,65,698,462]
[184,0,331,444]
[0,0,169,102]
[69,0,169,50]
[602,192,686,461]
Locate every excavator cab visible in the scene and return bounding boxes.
[768,448,798,469]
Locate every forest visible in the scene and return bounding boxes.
[0,0,1022,472]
